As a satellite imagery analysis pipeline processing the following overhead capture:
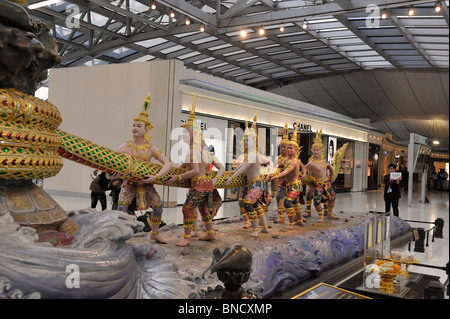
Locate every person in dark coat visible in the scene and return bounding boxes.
[402,166,409,191]
[384,163,401,217]
[89,170,109,210]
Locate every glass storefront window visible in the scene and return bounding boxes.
[334,140,354,191]
[368,143,380,190]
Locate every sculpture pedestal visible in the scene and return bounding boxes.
[0,179,68,233]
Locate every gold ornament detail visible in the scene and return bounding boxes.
[331,143,348,183]
[0,88,63,180]
[312,128,324,150]
[0,89,260,189]
[133,91,153,142]
[280,123,289,145]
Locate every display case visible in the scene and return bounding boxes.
[340,216,430,298]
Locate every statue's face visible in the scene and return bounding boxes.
[280,144,287,155]
[243,135,257,154]
[312,147,322,158]
[287,145,297,157]
[182,127,191,144]
[132,121,147,139]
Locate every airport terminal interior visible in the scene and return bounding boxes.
[0,0,448,301]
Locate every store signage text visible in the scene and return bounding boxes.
[293,122,313,132]
[181,119,207,130]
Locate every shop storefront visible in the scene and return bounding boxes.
[46,59,381,204]
[367,143,381,190]
[429,152,449,191]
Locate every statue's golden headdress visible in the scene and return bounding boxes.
[134,92,154,141]
[280,123,289,145]
[244,112,258,149]
[244,112,257,137]
[288,121,299,149]
[182,93,203,144]
[288,121,302,157]
[311,128,324,150]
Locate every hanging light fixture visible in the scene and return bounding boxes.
[200,24,205,32]
[185,17,191,25]
[258,26,266,35]
[408,7,415,16]
[150,1,156,10]
[381,9,388,20]
[434,2,442,13]
[279,24,285,32]
[428,119,441,146]
[433,120,440,145]
[302,19,308,30]
[169,9,175,18]
[240,28,247,37]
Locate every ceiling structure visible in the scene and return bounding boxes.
[24,0,449,151]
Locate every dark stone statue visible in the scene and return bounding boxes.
[0,0,61,95]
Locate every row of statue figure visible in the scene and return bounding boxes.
[107,92,347,247]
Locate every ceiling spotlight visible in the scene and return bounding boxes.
[434,2,442,13]
[240,28,247,37]
[432,140,440,145]
[302,19,308,30]
[381,10,388,20]
[258,26,266,35]
[169,10,175,18]
[408,7,415,16]
[185,18,191,25]
[279,24,285,32]
[200,24,205,32]
[150,1,156,10]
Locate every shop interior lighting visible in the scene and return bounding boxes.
[28,0,61,9]
[279,24,285,32]
[185,18,191,25]
[169,9,175,18]
[200,24,205,32]
[240,28,247,37]
[381,10,388,20]
[408,7,415,16]
[150,1,157,10]
[432,140,440,145]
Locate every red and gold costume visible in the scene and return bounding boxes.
[179,94,216,240]
[242,176,267,223]
[117,93,164,231]
[280,124,303,227]
[274,123,290,222]
[182,174,214,230]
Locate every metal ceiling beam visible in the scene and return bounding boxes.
[387,14,435,69]
[295,21,363,70]
[88,0,169,31]
[221,0,259,19]
[438,0,449,25]
[335,15,401,68]
[149,0,217,26]
[216,0,437,30]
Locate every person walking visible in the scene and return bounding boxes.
[384,163,401,217]
[402,166,409,192]
[90,170,109,210]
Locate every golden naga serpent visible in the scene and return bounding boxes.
[0,88,246,189]
[0,88,347,190]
